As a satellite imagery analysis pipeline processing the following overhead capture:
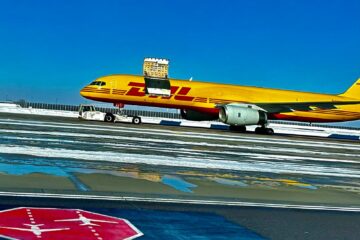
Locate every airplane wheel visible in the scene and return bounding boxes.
[132,116,141,125]
[265,128,274,135]
[229,125,246,132]
[255,127,274,135]
[255,127,263,134]
[104,113,115,122]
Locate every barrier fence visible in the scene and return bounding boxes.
[16,101,181,119]
[13,100,360,131]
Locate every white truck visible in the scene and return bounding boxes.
[78,104,141,124]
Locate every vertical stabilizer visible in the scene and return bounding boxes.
[341,78,360,99]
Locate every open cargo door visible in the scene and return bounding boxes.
[143,58,171,97]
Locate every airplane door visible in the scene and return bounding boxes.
[144,77,171,97]
[143,58,171,97]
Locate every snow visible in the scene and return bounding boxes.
[0,103,78,118]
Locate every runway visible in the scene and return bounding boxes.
[0,112,359,206]
[0,113,359,239]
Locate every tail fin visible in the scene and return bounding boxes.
[340,78,360,99]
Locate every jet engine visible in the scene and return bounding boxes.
[180,109,218,121]
[218,105,267,126]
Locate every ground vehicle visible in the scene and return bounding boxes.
[78,104,141,124]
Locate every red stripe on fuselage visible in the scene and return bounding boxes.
[174,87,194,101]
[125,82,195,101]
[128,82,145,87]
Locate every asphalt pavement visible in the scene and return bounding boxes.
[0,112,359,239]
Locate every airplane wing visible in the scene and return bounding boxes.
[40,228,69,232]
[0,226,69,232]
[91,219,118,224]
[255,101,360,113]
[0,227,32,232]
[55,219,79,222]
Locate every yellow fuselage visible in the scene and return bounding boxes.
[80,74,360,123]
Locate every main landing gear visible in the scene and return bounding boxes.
[229,125,247,132]
[229,125,274,135]
[255,126,274,135]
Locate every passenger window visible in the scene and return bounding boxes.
[100,82,106,86]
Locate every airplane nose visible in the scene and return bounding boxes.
[80,87,90,98]
[80,88,86,97]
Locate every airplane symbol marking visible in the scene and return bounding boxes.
[54,213,118,226]
[0,224,69,237]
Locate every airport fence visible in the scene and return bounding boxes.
[12,100,360,131]
[15,100,182,119]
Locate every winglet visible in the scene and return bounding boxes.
[340,78,360,99]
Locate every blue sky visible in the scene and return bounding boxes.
[0,0,360,107]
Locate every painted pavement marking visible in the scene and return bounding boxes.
[0,207,143,240]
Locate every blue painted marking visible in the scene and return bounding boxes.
[67,169,197,193]
[160,120,182,126]
[0,162,89,191]
[161,175,197,193]
[210,124,229,130]
[66,172,90,191]
[0,163,68,177]
[329,134,360,140]
[99,208,266,240]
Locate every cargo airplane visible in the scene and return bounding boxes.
[80,74,360,134]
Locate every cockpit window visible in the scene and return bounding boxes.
[89,81,106,86]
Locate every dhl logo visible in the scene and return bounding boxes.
[126,82,195,101]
